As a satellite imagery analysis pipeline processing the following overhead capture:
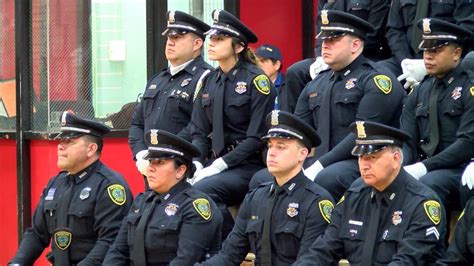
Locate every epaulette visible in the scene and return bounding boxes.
[95,163,125,184]
[346,177,367,193]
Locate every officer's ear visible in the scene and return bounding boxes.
[452,45,462,62]
[350,37,362,53]
[192,34,204,51]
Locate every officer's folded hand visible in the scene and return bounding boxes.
[135,150,150,175]
[461,161,474,190]
[303,160,324,181]
[192,158,228,185]
[309,56,329,80]
[404,162,427,180]
[398,59,427,90]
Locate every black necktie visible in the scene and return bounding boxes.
[411,0,429,53]
[361,192,382,266]
[421,80,441,157]
[315,74,338,156]
[212,77,226,157]
[133,194,159,265]
[260,186,282,266]
[54,175,74,265]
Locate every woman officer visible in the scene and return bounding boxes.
[190,9,276,238]
[103,129,223,265]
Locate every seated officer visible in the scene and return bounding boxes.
[104,130,222,265]
[401,19,474,214]
[9,112,133,265]
[295,121,446,265]
[255,44,285,109]
[197,110,334,265]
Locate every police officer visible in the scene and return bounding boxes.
[9,112,133,265]
[197,110,334,266]
[255,44,285,109]
[129,10,212,179]
[401,19,474,215]
[103,130,222,265]
[295,121,447,265]
[190,9,275,238]
[294,10,405,201]
[436,196,474,265]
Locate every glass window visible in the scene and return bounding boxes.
[0,0,16,130]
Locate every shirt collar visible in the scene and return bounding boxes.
[217,60,243,82]
[70,160,101,184]
[269,170,307,196]
[274,71,284,87]
[376,170,407,204]
[334,55,366,81]
[437,64,462,87]
[157,179,190,202]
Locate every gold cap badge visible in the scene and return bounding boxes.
[422,18,431,34]
[356,121,367,138]
[321,10,329,25]
[168,11,175,24]
[213,9,220,23]
[271,110,279,126]
[150,129,158,145]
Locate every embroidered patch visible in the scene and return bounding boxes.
[451,87,462,100]
[319,200,334,224]
[470,86,474,97]
[193,198,212,220]
[107,184,126,206]
[423,200,441,225]
[337,195,345,205]
[235,81,247,94]
[253,74,271,95]
[373,75,392,94]
[165,203,179,216]
[54,230,72,250]
[392,211,403,225]
[458,208,465,221]
[345,78,357,89]
[79,187,91,200]
[287,202,299,218]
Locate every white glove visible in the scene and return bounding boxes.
[398,59,427,89]
[309,56,328,79]
[135,150,149,175]
[187,161,204,184]
[303,160,324,181]
[404,162,427,180]
[461,162,474,190]
[192,158,228,185]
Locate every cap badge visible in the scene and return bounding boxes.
[150,129,158,145]
[422,18,431,34]
[271,110,280,126]
[392,211,403,225]
[287,202,299,218]
[61,111,68,126]
[213,9,220,23]
[168,10,175,24]
[265,47,273,52]
[165,203,179,216]
[356,121,367,139]
[235,81,247,94]
[321,10,329,25]
[451,87,462,100]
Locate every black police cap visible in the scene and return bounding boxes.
[161,10,210,39]
[256,44,282,61]
[55,111,110,139]
[262,110,321,149]
[350,121,411,156]
[205,9,258,45]
[417,18,472,50]
[143,129,200,162]
[317,10,374,40]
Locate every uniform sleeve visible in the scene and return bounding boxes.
[362,0,390,53]
[385,0,413,64]
[388,199,447,265]
[78,180,133,265]
[198,194,253,266]
[9,184,52,265]
[282,59,314,113]
[454,0,474,45]
[169,198,222,266]
[422,89,474,171]
[221,75,275,167]
[293,199,345,266]
[191,79,213,164]
[294,81,316,127]
[128,99,147,157]
[400,89,420,165]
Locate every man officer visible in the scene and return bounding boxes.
[9,112,133,265]
[197,110,334,265]
[129,10,212,180]
[295,121,446,265]
[401,19,474,214]
[255,44,285,110]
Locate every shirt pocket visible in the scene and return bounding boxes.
[308,95,322,127]
[125,212,141,247]
[167,92,192,123]
[142,87,161,118]
[274,220,303,258]
[375,227,403,264]
[227,94,251,127]
[339,223,366,264]
[415,105,430,140]
[468,228,474,256]
[430,0,455,16]
[347,0,370,20]
[400,0,417,26]
[68,201,95,238]
[148,218,181,253]
[43,200,58,234]
[245,219,263,254]
[334,93,361,127]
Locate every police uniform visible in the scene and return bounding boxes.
[400,19,474,212]
[10,112,133,265]
[255,44,285,110]
[198,111,334,266]
[294,10,405,201]
[279,58,314,113]
[104,130,223,265]
[295,121,447,266]
[191,9,275,237]
[129,10,212,157]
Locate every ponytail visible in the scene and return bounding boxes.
[231,37,257,65]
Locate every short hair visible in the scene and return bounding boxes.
[83,135,103,155]
[389,145,404,165]
[173,157,194,179]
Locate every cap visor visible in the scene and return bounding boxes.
[143,151,177,161]
[317,31,346,40]
[418,39,450,50]
[351,144,388,156]
[54,131,85,140]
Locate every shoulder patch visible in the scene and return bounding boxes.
[337,195,345,205]
[470,86,474,97]
[318,200,334,223]
[373,75,392,94]
[192,198,212,220]
[458,208,465,221]
[54,230,72,250]
[253,74,271,95]
[423,200,441,225]
[107,184,126,206]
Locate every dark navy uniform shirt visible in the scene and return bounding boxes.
[400,65,474,170]
[129,56,212,156]
[295,55,405,167]
[10,160,133,265]
[103,180,223,265]
[191,60,275,167]
[295,170,447,265]
[197,171,334,266]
